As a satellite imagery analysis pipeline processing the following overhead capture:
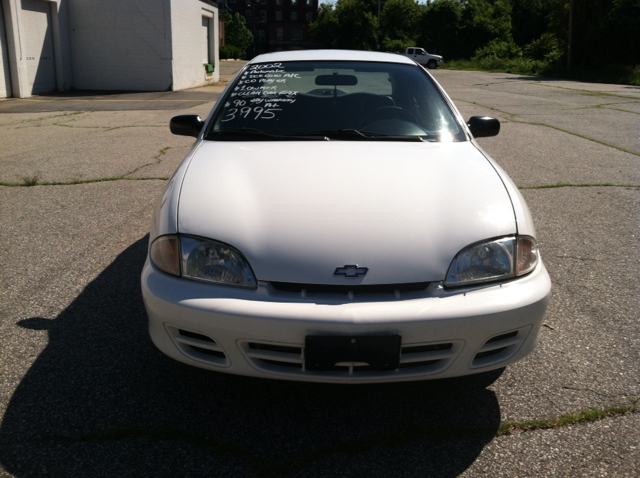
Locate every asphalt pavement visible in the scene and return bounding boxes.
[0,61,638,477]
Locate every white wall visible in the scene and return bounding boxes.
[1,0,219,96]
[0,0,73,98]
[170,0,219,90]
[0,1,11,97]
[68,0,173,91]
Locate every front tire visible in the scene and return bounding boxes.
[427,60,437,69]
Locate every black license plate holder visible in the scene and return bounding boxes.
[305,335,401,371]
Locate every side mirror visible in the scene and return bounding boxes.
[170,115,204,138]
[467,116,500,138]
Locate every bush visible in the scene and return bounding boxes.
[524,33,562,63]
[382,38,414,53]
[219,45,243,60]
[475,57,546,76]
[473,39,522,60]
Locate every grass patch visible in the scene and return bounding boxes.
[498,401,637,436]
[19,171,41,186]
[442,60,640,86]
[0,176,169,187]
[520,182,638,190]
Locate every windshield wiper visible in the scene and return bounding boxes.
[290,129,426,141]
[207,128,328,141]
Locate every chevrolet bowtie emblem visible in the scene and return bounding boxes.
[334,265,369,278]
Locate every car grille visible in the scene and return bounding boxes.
[269,281,430,298]
[166,326,230,367]
[240,340,462,378]
[471,326,530,368]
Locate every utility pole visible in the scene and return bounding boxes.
[567,0,574,71]
[376,0,381,51]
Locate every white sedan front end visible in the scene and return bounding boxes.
[141,50,550,383]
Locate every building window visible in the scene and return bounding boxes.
[276,27,284,40]
[261,0,267,3]
[275,11,282,21]
[257,30,266,42]
[245,9,252,20]
[276,0,282,4]
[306,12,313,22]
[291,0,297,5]
[260,10,267,22]
[306,0,311,4]
[291,27,303,41]
[291,12,297,21]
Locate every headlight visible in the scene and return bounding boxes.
[181,236,257,288]
[149,235,257,289]
[445,236,538,287]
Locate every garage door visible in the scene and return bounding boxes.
[0,3,12,98]
[21,0,56,95]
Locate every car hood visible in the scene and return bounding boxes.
[177,141,516,284]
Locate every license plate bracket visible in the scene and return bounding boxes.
[305,335,401,371]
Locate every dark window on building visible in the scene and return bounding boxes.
[275,11,282,21]
[306,12,313,22]
[291,12,297,21]
[276,27,284,40]
[291,27,303,41]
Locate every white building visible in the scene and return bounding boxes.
[0,0,219,98]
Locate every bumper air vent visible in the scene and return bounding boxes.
[240,339,462,379]
[472,328,528,368]
[166,325,230,367]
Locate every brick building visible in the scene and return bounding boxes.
[220,0,319,56]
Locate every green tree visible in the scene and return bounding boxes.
[419,0,464,57]
[309,4,339,48]
[511,0,563,47]
[310,0,377,50]
[459,0,514,58]
[380,0,422,51]
[224,12,253,53]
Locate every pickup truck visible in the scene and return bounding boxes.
[403,47,444,69]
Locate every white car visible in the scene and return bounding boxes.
[141,50,550,384]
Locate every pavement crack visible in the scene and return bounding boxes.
[123,145,176,177]
[0,111,86,127]
[555,255,598,262]
[0,176,169,187]
[561,385,624,399]
[531,83,640,100]
[450,98,513,117]
[497,400,638,437]
[520,182,639,189]
[507,118,640,157]
[63,400,638,477]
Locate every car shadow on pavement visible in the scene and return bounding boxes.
[0,237,502,477]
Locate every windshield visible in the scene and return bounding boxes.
[207,60,466,142]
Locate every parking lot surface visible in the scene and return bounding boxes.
[0,64,638,477]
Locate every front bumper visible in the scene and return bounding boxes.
[141,259,550,383]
